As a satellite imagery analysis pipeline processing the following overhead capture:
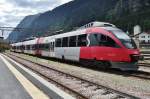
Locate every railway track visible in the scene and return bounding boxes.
[138,63,150,67]
[141,51,150,54]
[141,51,150,60]
[128,70,150,80]
[7,52,150,81]
[4,53,139,99]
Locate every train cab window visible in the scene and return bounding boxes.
[110,30,137,49]
[56,38,62,47]
[69,36,77,47]
[77,34,87,47]
[62,37,69,47]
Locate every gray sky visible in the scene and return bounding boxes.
[0,0,73,38]
[0,0,73,27]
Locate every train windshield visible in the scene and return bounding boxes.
[111,30,137,49]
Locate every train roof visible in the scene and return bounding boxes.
[78,21,116,30]
[12,22,120,45]
[12,42,23,46]
[12,26,117,45]
[42,36,55,44]
[23,38,37,45]
[54,29,86,39]
[101,26,122,31]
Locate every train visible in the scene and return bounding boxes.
[11,21,141,71]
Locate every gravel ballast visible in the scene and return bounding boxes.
[8,52,150,99]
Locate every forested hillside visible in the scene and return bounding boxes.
[8,0,150,42]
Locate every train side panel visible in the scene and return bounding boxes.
[80,47,130,62]
[54,47,80,61]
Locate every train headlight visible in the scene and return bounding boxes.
[139,55,144,60]
[130,54,140,62]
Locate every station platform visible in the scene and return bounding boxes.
[0,54,75,99]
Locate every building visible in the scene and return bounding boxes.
[138,32,150,43]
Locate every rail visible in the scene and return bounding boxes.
[5,53,140,99]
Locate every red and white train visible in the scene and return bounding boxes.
[11,22,141,71]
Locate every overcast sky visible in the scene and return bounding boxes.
[0,0,73,38]
[0,0,73,27]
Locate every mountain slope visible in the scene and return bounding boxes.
[8,0,150,42]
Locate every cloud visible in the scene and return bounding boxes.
[0,0,73,38]
[7,0,60,10]
[0,0,72,27]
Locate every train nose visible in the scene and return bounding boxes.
[139,55,144,60]
[130,54,140,62]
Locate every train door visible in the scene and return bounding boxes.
[49,41,55,57]
[63,35,80,61]
[77,34,91,61]
[55,35,80,61]
[35,37,44,56]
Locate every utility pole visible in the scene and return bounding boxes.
[0,30,4,38]
[1,30,4,36]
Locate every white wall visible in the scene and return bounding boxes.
[138,32,150,43]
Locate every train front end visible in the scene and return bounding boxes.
[108,28,141,71]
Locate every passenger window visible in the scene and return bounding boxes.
[62,37,69,47]
[69,36,77,47]
[45,44,49,50]
[100,34,119,47]
[89,34,99,46]
[32,45,35,50]
[89,33,119,48]
[100,35,108,46]
[56,38,62,47]
[27,45,30,50]
[77,34,87,47]
[39,44,45,50]
[35,44,38,49]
